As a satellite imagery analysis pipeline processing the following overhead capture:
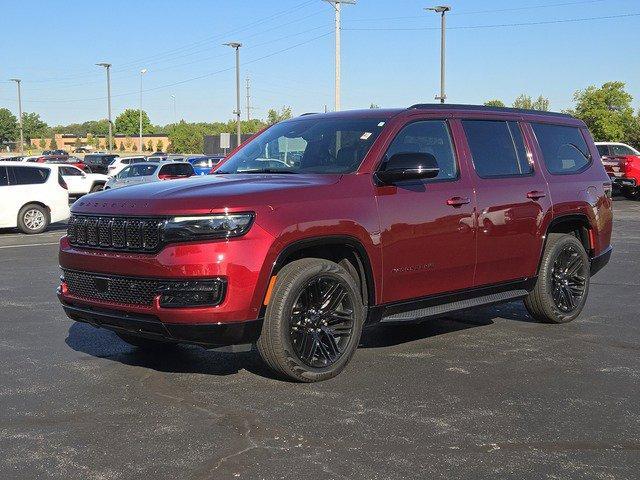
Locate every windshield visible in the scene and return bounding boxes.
[121,164,158,178]
[217,117,386,174]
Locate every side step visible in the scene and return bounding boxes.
[380,290,528,323]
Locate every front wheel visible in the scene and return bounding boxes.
[621,186,640,200]
[17,204,49,234]
[257,258,364,382]
[524,233,590,323]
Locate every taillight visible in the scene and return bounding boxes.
[58,172,68,190]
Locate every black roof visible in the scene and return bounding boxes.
[408,103,573,118]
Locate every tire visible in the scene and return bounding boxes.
[622,187,640,200]
[524,233,590,324]
[116,332,176,350]
[257,258,364,382]
[90,183,104,193]
[17,204,49,234]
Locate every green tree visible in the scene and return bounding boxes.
[147,139,154,152]
[569,81,635,142]
[484,99,505,108]
[74,137,83,148]
[118,141,125,152]
[115,109,151,136]
[512,94,550,111]
[38,138,47,149]
[49,135,58,150]
[0,108,18,145]
[156,140,164,152]
[267,106,292,124]
[21,112,48,142]
[627,112,640,149]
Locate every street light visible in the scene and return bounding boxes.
[96,62,113,151]
[324,0,356,111]
[425,5,451,103]
[9,79,23,154]
[139,68,147,152]
[224,42,242,147]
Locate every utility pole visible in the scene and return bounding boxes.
[139,68,147,152]
[426,5,451,103]
[324,0,356,111]
[224,42,242,147]
[10,79,23,154]
[170,94,176,122]
[96,63,113,151]
[245,77,251,121]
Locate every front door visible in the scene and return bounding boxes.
[460,119,552,286]
[376,118,476,304]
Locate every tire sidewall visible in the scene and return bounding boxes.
[18,205,48,234]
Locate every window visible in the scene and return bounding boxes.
[383,120,458,181]
[60,166,82,176]
[463,120,532,177]
[11,167,50,185]
[611,144,639,156]
[596,145,610,157]
[217,117,386,174]
[0,166,7,186]
[532,123,591,174]
[128,164,158,177]
[159,163,193,176]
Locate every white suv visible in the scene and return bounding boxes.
[0,162,70,234]
[106,156,147,177]
[59,165,108,197]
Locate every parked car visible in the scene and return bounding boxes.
[58,104,613,382]
[106,156,146,177]
[103,161,194,190]
[73,147,91,153]
[59,165,108,197]
[0,156,24,162]
[0,162,70,234]
[34,155,88,171]
[187,155,224,175]
[43,149,69,156]
[596,142,640,199]
[82,153,120,175]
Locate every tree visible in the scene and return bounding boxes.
[132,143,138,152]
[627,112,640,149]
[156,140,164,152]
[124,137,132,151]
[0,108,18,145]
[118,141,125,152]
[74,137,83,148]
[21,112,48,142]
[147,139,154,152]
[484,99,505,108]
[267,106,292,124]
[115,109,151,136]
[569,81,635,142]
[512,94,550,111]
[49,135,58,150]
[38,138,47,150]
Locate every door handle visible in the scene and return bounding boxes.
[446,196,471,207]
[526,190,546,200]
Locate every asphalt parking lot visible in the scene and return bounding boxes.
[0,198,638,480]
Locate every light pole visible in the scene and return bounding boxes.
[426,5,451,103]
[324,0,356,111]
[170,94,176,122]
[10,79,23,154]
[96,63,113,151]
[139,68,147,152]
[224,42,242,147]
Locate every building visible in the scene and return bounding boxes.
[30,133,170,152]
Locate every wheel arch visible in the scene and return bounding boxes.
[536,214,594,278]
[17,201,51,220]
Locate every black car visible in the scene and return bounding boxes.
[43,149,69,156]
[82,153,119,174]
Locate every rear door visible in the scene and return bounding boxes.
[5,166,51,223]
[461,118,552,286]
[60,166,85,194]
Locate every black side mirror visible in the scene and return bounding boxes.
[374,152,440,186]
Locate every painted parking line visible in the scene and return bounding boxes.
[0,242,60,249]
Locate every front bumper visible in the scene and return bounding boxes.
[61,301,261,347]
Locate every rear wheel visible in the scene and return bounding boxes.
[524,233,590,323]
[621,186,640,200]
[257,258,364,382]
[17,204,49,234]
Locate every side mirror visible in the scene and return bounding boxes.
[374,152,440,186]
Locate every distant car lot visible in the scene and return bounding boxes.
[0,195,637,478]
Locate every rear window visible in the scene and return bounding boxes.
[10,166,50,185]
[596,145,610,157]
[0,166,7,186]
[611,144,639,156]
[159,163,193,176]
[532,124,591,174]
[462,120,532,177]
[128,164,158,177]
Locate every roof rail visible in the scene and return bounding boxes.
[300,112,320,116]
[408,103,573,118]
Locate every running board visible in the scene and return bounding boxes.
[380,290,528,323]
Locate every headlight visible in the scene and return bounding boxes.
[163,213,254,242]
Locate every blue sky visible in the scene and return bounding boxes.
[1,0,638,126]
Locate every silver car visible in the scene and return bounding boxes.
[103,161,195,190]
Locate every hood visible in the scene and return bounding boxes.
[72,173,341,216]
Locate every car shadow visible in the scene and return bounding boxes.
[66,301,535,378]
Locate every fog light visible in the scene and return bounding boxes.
[157,279,226,308]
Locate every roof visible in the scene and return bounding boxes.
[0,161,58,169]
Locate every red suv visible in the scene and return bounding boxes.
[58,104,613,382]
[596,142,640,200]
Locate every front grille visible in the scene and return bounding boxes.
[68,215,164,252]
[63,270,161,306]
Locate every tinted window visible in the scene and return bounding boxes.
[463,120,532,177]
[159,163,193,176]
[596,145,610,157]
[128,164,158,177]
[0,166,7,186]
[60,166,82,176]
[11,167,50,185]
[611,144,639,156]
[532,124,591,174]
[384,120,458,181]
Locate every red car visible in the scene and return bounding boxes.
[58,104,613,382]
[33,155,89,171]
[596,142,640,200]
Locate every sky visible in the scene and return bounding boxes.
[1,0,638,126]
